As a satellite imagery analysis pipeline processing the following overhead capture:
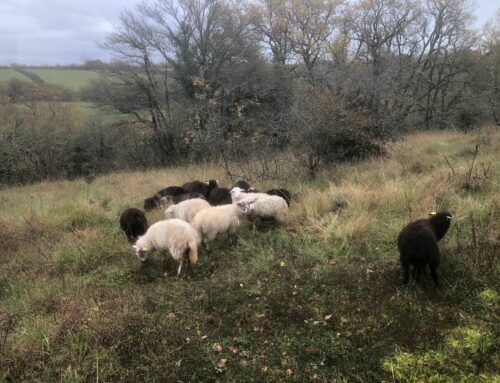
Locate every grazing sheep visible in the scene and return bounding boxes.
[237,195,288,228]
[156,186,187,198]
[164,198,211,223]
[230,187,270,204]
[397,211,452,287]
[132,219,200,275]
[232,180,251,191]
[144,195,162,211]
[182,179,218,199]
[143,186,187,211]
[120,208,148,243]
[208,187,232,206]
[266,188,291,207]
[191,204,247,249]
[164,192,206,205]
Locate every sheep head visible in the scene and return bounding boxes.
[132,243,153,262]
[237,199,256,215]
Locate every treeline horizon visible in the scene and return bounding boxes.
[1,0,499,186]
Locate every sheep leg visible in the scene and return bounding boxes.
[414,265,424,283]
[402,264,410,284]
[177,259,184,276]
[228,233,238,246]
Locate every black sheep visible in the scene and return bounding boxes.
[266,188,291,207]
[208,187,232,206]
[182,179,218,199]
[143,195,162,211]
[168,192,206,205]
[232,180,251,191]
[119,208,148,243]
[156,186,187,198]
[397,211,452,287]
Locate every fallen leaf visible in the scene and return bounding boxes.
[214,343,223,353]
[200,335,208,341]
[217,358,227,369]
[324,314,333,321]
[286,368,293,375]
[261,366,269,372]
[229,345,239,354]
[279,261,286,267]
[328,259,337,265]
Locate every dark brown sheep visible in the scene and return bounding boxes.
[182,179,218,199]
[266,188,291,207]
[119,208,148,243]
[232,180,251,191]
[397,211,452,287]
[208,187,232,206]
[143,195,162,211]
[156,186,186,198]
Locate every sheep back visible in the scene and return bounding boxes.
[165,198,211,223]
[232,180,251,191]
[182,179,218,198]
[208,187,232,206]
[156,186,187,197]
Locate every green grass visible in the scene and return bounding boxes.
[0,129,499,382]
[0,68,32,83]
[28,69,100,90]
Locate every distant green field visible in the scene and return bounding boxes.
[29,69,100,90]
[0,68,32,82]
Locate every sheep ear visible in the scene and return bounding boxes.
[429,211,437,216]
[205,181,210,185]
[446,215,452,221]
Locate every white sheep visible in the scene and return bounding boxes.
[237,195,288,228]
[164,198,211,223]
[191,203,247,249]
[132,219,200,275]
[230,186,270,204]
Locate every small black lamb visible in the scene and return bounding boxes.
[182,179,218,199]
[208,187,232,206]
[119,208,148,243]
[266,188,291,207]
[397,211,452,287]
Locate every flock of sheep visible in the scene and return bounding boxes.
[120,179,291,275]
[120,178,452,287]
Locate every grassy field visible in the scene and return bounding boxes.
[0,129,498,382]
[28,69,99,91]
[0,68,32,82]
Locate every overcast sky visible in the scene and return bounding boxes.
[0,0,498,66]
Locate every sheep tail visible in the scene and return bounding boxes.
[187,238,198,266]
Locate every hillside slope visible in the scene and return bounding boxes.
[0,129,498,382]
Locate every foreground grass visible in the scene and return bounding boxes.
[0,129,498,382]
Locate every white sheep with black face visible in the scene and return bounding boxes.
[132,219,200,276]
